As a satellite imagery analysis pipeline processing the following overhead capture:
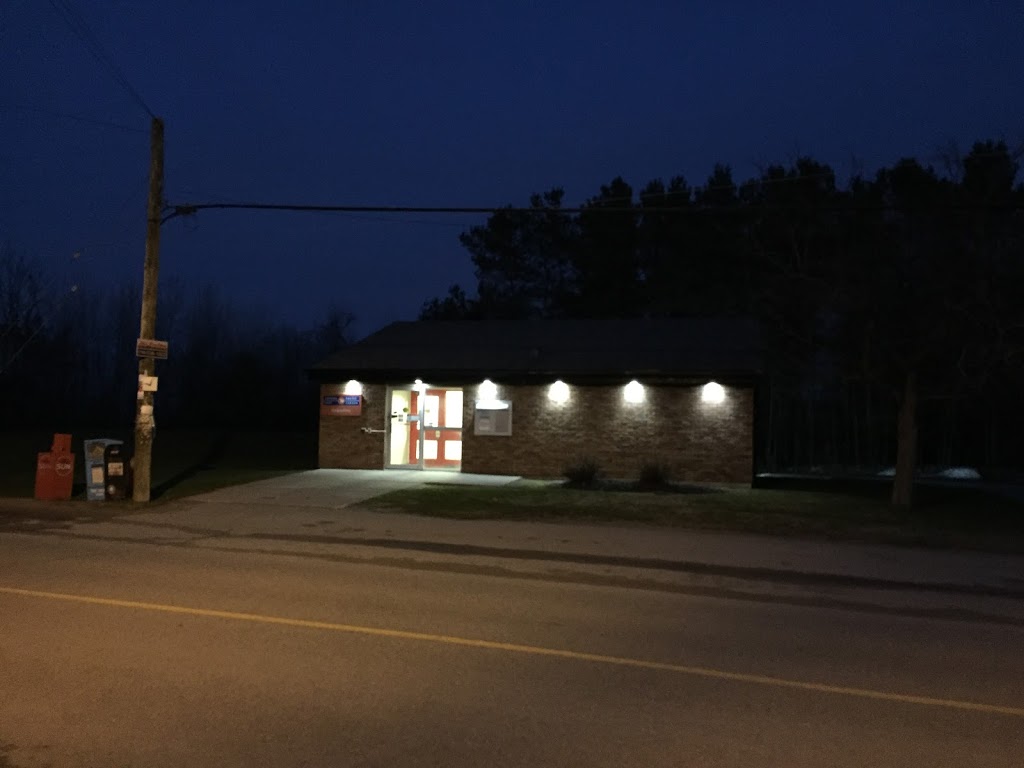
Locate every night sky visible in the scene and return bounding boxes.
[3,1,1022,339]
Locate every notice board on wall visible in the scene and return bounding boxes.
[473,400,512,435]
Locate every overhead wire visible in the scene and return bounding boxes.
[168,158,1012,220]
[161,197,1024,225]
[1,104,149,133]
[153,168,876,223]
[335,213,474,228]
[45,0,156,120]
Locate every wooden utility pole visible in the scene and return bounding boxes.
[133,116,164,502]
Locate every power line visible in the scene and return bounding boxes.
[164,159,1012,221]
[336,212,473,228]
[162,198,1024,225]
[1,104,148,133]
[46,0,156,119]
[162,202,629,224]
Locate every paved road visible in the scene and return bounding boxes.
[2,529,1023,767]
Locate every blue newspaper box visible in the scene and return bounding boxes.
[84,438,123,501]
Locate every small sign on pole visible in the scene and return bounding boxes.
[136,338,169,360]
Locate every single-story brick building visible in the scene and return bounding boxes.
[309,317,761,483]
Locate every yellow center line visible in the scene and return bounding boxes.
[3,585,1023,718]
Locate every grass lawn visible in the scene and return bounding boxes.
[359,480,1024,552]
[0,429,317,501]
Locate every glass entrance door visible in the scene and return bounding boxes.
[387,388,416,466]
[387,386,463,470]
[418,388,463,469]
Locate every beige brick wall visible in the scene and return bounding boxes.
[460,383,753,483]
[318,383,387,469]
[318,380,754,483]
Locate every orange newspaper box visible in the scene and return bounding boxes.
[34,434,75,501]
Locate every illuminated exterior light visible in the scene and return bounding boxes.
[343,379,363,396]
[413,378,426,393]
[548,380,570,404]
[701,381,725,404]
[623,380,645,404]
[478,379,498,400]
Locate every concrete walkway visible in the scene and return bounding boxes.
[185,468,519,507]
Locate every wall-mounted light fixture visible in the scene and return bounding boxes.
[343,379,363,396]
[548,380,570,404]
[413,378,426,393]
[478,379,498,400]
[623,379,645,404]
[701,381,725,404]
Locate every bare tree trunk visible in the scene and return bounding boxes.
[942,399,956,467]
[807,397,815,469]
[864,383,875,466]
[849,383,861,468]
[986,403,997,468]
[891,371,918,507]
[831,398,839,469]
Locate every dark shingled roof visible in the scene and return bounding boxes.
[311,317,761,383]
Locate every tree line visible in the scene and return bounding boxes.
[419,140,1024,504]
[0,249,351,433]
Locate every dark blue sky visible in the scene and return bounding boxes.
[3,1,1022,338]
